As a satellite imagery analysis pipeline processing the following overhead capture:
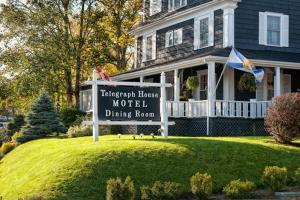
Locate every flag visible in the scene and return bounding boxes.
[96,65,111,81]
[226,48,264,83]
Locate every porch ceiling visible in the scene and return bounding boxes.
[112,48,300,81]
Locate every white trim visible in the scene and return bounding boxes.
[223,5,236,47]
[112,56,300,81]
[133,0,240,36]
[83,121,175,126]
[83,80,172,88]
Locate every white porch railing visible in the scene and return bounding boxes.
[167,100,272,118]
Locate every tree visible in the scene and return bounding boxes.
[6,114,25,138]
[19,92,66,142]
[99,0,143,70]
[0,0,141,111]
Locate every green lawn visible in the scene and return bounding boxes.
[0,135,299,200]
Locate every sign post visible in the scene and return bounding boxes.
[160,72,168,138]
[92,69,99,142]
[82,70,174,142]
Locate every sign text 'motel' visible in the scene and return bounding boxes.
[98,86,161,121]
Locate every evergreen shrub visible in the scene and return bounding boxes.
[262,166,287,192]
[223,179,256,199]
[106,176,135,200]
[140,181,182,200]
[18,92,66,143]
[190,173,212,200]
[0,142,16,156]
[60,107,85,128]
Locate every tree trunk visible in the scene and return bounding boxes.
[75,0,86,108]
[62,0,73,106]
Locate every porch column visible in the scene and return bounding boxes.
[207,62,216,117]
[275,67,281,97]
[174,69,180,102]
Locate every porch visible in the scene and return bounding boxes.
[114,57,300,120]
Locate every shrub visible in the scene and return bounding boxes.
[60,107,86,128]
[0,142,16,156]
[6,115,25,138]
[223,179,256,199]
[67,125,92,138]
[106,176,135,200]
[262,166,287,192]
[265,93,300,144]
[190,173,212,200]
[110,125,122,134]
[20,92,66,143]
[294,167,300,185]
[140,181,182,200]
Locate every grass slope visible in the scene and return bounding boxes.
[0,136,299,200]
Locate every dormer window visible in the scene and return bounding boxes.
[150,0,162,16]
[259,12,289,47]
[165,29,183,47]
[168,0,187,11]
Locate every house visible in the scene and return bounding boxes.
[111,0,300,136]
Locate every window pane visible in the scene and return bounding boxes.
[168,31,173,47]
[200,18,209,48]
[174,0,181,8]
[267,16,281,46]
[146,36,152,60]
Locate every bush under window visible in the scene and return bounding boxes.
[265,93,300,144]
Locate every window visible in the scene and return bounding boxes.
[165,29,183,47]
[259,12,289,47]
[200,18,209,48]
[143,33,156,61]
[169,0,187,11]
[194,13,214,50]
[267,16,281,46]
[199,74,208,100]
[146,36,153,60]
[150,0,162,16]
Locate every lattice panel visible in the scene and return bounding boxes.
[121,118,268,136]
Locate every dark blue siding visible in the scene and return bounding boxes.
[235,0,300,53]
[140,9,223,67]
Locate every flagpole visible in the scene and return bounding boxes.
[206,48,231,136]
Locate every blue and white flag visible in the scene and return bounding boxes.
[226,48,264,83]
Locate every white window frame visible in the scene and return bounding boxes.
[259,12,289,47]
[168,0,187,12]
[194,12,214,50]
[165,28,183,48]
[142,32,156,62]
[150,0,162,16]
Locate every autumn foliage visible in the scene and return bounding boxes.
[265,93,300,144]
